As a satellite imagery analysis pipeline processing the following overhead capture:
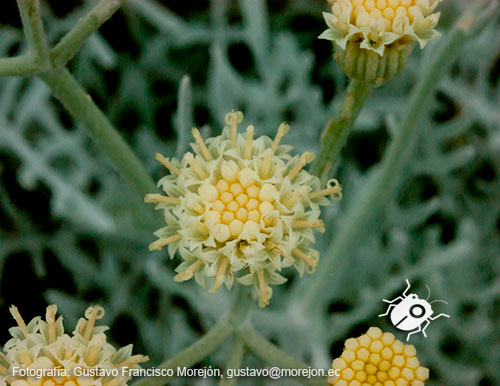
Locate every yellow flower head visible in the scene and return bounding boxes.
[319,0,442,84]
[0,305,148,386]
[329,327,429,386]
[320,0,442,55]
[146,111,342,307]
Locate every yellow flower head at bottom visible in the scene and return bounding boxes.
[329,327,429,386]
[146,111,343,307]
[0,305,148,386]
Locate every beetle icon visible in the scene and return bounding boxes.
[379,279,450,341]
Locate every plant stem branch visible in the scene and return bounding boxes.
[238,327,326,386]
[219,336,245,386]
[39,68,156,196]
[299,1,495,313]
[51,0,121,67]
[0,55,40,77]
[312,79,373,178]
[133,286,253,386]
[16,0,50,68]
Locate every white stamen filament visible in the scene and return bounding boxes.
[287,152,315,180]
[83,306,104,341]
[149,234,182,251]
[192,128,214,161]
[155,153,180,175]
[46,304,57,344]
[9,306,30,337]
[185,153,209,179]
[283,186,310,208]
[271,122,290,154]
[144,194,180,205]
[210,259,229,293]
[244,125,254,160]
[174,259,204,282]
[257,269,270,307]
[293,248,318,267]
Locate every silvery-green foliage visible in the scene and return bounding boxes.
[0,0,498,385]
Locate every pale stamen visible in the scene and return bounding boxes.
[155,153,180,175]
[210,259,229,293]
[144,194,180,205]
[149,234,182,251]
[83,305,105,341]
[244,125,255,160]
[46,304,57,344]
[115,354,149,368]
[287,152,315,180]
[292,248,318,268]
[283,186,310,208]
[192,128,214,161]
[9,305,30,337]
[174,259,204,282]
[86,334,105,366]
[271,122,290,154]
[225,110,243,143]
[185,152,209,179]
[257,269,270,307]
[292,219,325,230]
[260,148,273,179]
[309,179,342,200]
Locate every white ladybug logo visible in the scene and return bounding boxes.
[379,278,450,341]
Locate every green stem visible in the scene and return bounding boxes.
[238,327,326,386]
[0,55,40,77]
[39,68,156,196]
[16,0,50,67]
[219,336,245,386]
[300,1,494,313]
[133,286,253,386]
[51,0,121,68]
[312,78,373,178]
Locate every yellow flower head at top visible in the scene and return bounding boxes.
[146,111,342,307]
[319,0,442,84]
[329,327,429,386]
[0,305,148,386]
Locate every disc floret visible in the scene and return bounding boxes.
[146,111,342,307]
[329,327,430,385]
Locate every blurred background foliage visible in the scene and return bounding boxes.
[0,0,499,385]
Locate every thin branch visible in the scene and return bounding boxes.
[312,79,373,178]
[0,55,40,77]
[39,68,157,197]
[133,286,253,386]
[15,0,50,68]
[51,0,121,67]
[219,336,245,386]
[237,327,326,386]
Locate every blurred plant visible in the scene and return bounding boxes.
[0,0,498,386]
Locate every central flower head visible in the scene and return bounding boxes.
[146,111,342,307]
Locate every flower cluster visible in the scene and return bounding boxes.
[146,111,342,307]
[329,327,429,385]
[0,305,148,386]
[319,0,442,84]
